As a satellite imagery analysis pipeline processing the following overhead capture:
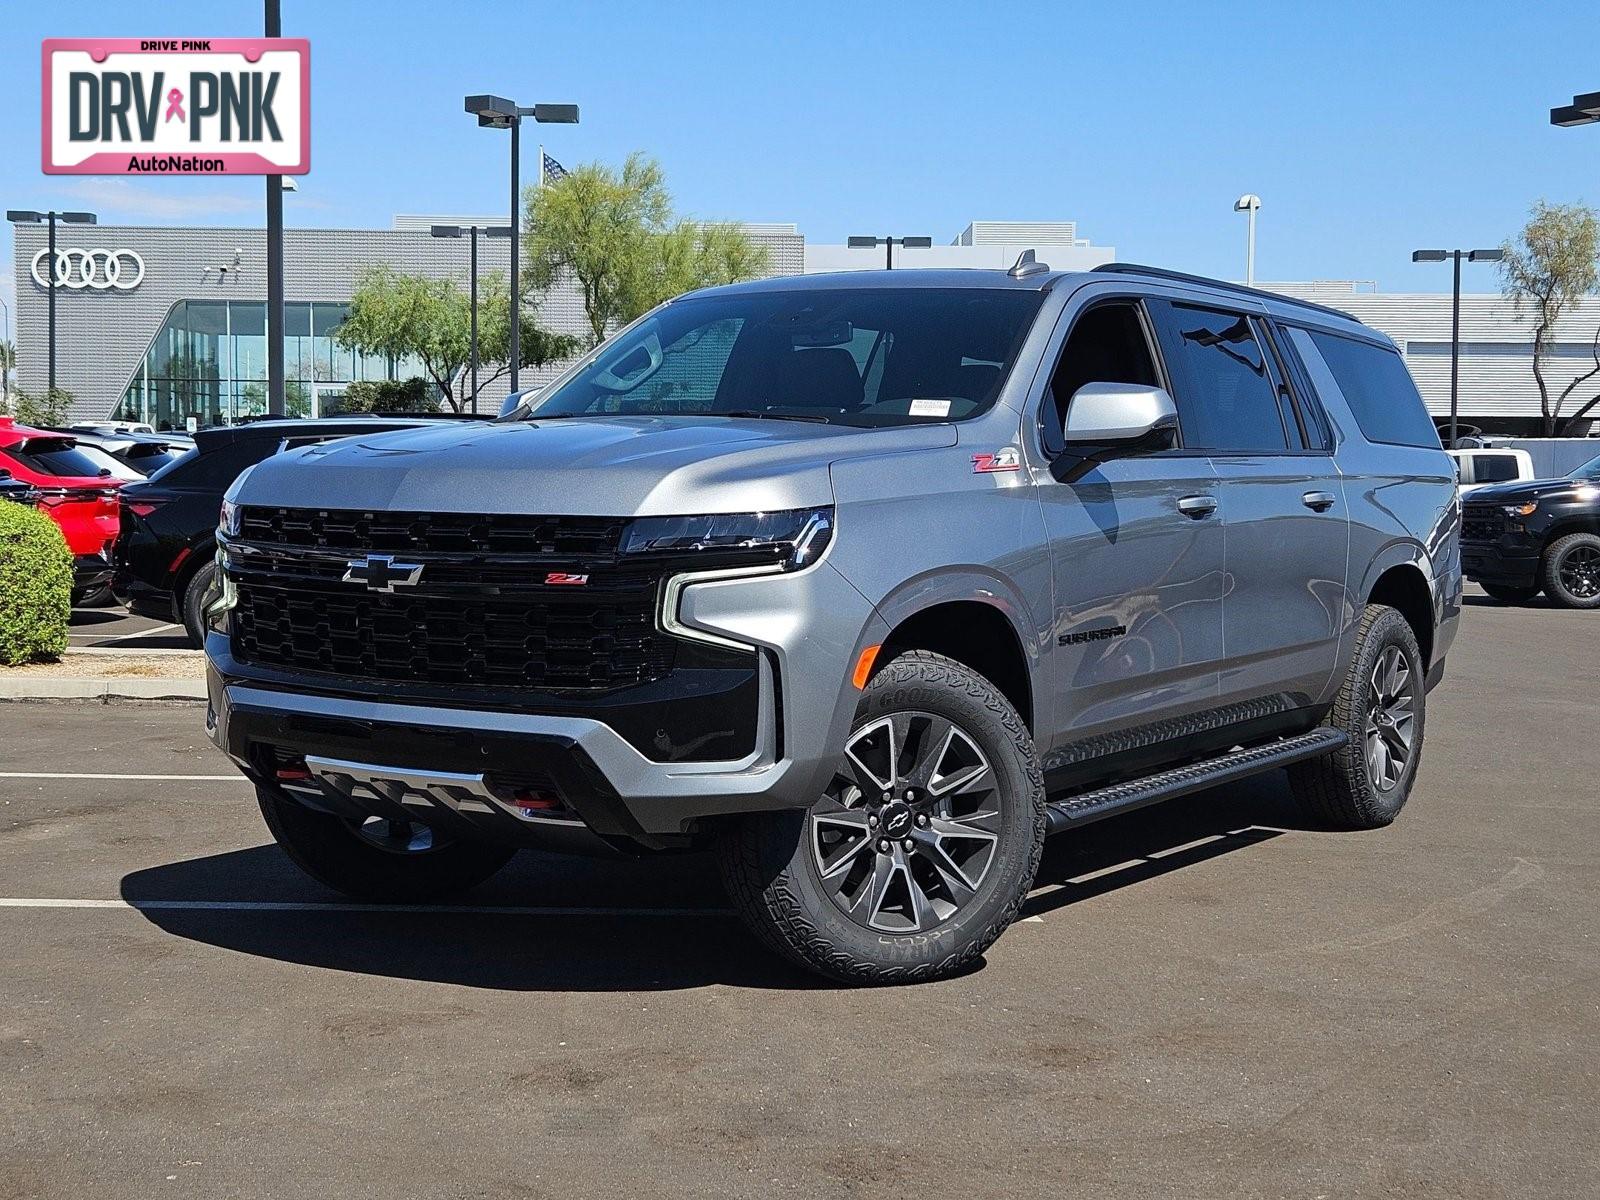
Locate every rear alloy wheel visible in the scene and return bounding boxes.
[719,650,1044,985]
[1542,533,1600,609]
[1288,604,1426,829]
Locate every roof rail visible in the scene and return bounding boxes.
[1090,262,1362,324]
[1009,249,1051,278]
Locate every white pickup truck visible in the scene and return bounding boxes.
[1449,447,1534,493]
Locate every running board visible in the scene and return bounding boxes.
[1043,728,1348,835]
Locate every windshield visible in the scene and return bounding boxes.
[1575,452,1600,480]
[523,288,1045,427]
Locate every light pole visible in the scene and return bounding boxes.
[0,292,10,411]
[1551,91,1600,127]
[6,209,97,395]
[846,235,932,269]
[431,224,512,412]
[1234,194,1261,286]
[1412,248,1504,448]
[464,95,579,392]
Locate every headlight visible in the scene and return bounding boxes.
[621,507,833,570]
[219,496,241,537]
[203,549,237,637]
[1502,501,1538,518]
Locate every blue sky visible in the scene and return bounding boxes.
[3,0,1598,326]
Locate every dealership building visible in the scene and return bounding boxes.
[14,214,1599,436]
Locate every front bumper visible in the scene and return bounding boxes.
[206,559,884,850]
[1460,539,1540,588]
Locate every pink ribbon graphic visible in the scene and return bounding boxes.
[164,88,185,123]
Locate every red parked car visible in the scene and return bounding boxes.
[0,416,136,603]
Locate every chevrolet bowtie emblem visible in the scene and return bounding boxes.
[342,554,424,592]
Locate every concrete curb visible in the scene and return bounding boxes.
[0,676,206,702]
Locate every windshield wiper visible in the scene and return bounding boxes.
[722,410,833,424]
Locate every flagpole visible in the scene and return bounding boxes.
[537,144,545,190]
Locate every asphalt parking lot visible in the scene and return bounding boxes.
[2,588,1597,1199]
[67,604,191,651]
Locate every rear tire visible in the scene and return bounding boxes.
[257,786,515,902]
[718,650,1045,985]
[180,559,219,647]
[1288,604,1425,830]
[1540,533,1600,609]
[1480,582,1540,605]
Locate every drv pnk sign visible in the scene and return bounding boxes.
[42,38,309,175]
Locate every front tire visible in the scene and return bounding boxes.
[1480,582,1540,605]
[1288,604,1425,830]
[718,650,1045,985]
[257,786,515,901]
[180,559,219,647]
[1541,533,1600,609]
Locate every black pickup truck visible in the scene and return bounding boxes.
[1460,450,1600,608]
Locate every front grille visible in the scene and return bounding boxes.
[1461,504,1508,543]
[228,506,672,693]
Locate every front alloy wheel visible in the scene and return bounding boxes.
[718,649,1045,985]
[811,714,1000,933]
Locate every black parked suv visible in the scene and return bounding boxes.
[1460,450,1600,608]
[114,416,460,644]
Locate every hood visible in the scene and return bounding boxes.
[1466,476,1596,504]
[235,414,957,516]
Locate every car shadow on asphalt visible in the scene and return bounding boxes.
[119,771,1323,992]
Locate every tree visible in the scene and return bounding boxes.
[334,268,577,410]
[7,388,74,426]
[0,339,14,411]
[525,153,769,347]
[1500,200,1600,435]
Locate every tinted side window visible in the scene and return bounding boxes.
[1043,302,1161,454]
[1148,302,1287,451]
[1305,331,1440,449]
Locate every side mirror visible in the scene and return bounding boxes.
[499,388,536,419]
[1064,382,1179,445]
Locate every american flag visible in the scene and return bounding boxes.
[541,152,568,183]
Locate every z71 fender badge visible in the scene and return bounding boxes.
[545,573,590,586]
[972,447,1022,473]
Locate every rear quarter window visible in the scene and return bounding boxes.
[1293,329,1440,449]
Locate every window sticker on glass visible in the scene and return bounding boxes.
[908,398,952,417]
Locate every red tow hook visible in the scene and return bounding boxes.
[510,789,560,812]
[275,758,312,782]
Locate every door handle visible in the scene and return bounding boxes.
[1302,491,1337,512]
[1177,495,1218,519]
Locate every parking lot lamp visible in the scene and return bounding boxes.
[1233,195,1261,286]
[1412,248,1504,448]
[846,235,933,270]
[464,96,579,391]
[431,224,513,413]
[1550,91,1600,127]
[6,209,97,396]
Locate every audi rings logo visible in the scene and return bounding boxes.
[30,248,145,292]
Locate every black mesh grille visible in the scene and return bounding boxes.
[228,506,671,692]
[1461,505,1508,543]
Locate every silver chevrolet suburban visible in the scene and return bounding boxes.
[205,260,1461,984]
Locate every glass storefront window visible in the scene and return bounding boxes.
[111,299,439,428]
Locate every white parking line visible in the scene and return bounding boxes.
[0,897,731,917]
[0,772,244,781]
[68,622,182,643]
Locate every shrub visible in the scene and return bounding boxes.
[0,501,73,665]
[338,377,439,414]
[5,387,76,426]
